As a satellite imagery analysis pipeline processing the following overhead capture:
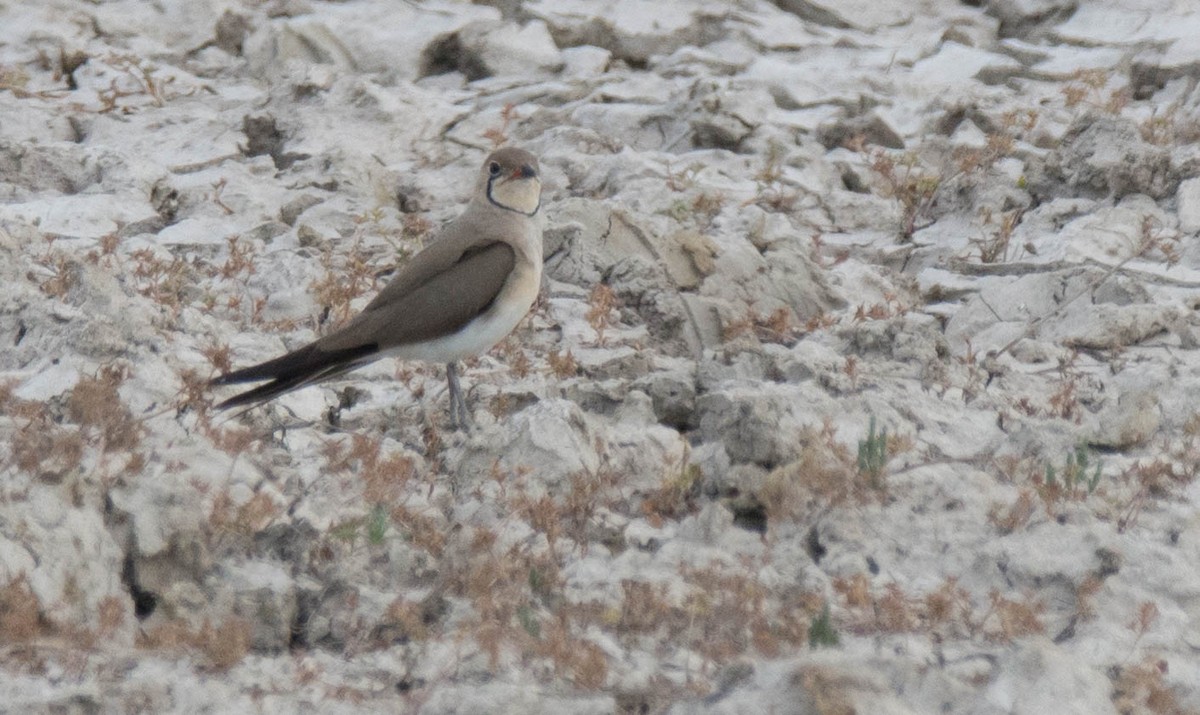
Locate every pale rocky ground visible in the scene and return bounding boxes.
[2,0,1200,712]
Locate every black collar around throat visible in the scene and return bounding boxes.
[486,176,541,217]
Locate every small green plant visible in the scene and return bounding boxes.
[367,504,389,545]
[1045,445,1103,497]
[517,604,540,638]
[528,566,554,603]
[667,199,691,223]
[328,517,366,547]
[1024,445,1107,517]
[808,602,839,648]
[857,415,889,488]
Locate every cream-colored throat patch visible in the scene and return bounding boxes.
[488,177,541,215]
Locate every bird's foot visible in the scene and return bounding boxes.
[446,362,473,432]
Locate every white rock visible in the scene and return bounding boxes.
[1088,386,1162,449]
[909,42,1023,89]
[246,1,500,79]
[737,5,823,50]
[12,361,81,401]
[744,54,861,108]
[1177,176,1200,233]
[460,20,564,77]
[772,0,914,31]
[221,561,299,651]
[1044,116,1174,199]
[1029,44,1126,79]
[0,194,158,240]
[1047,302,1177,351]
[696,383,837,466]
[986,639,1119,715]
[452,399,600,492]
[1053,197,1170,265]
[950,118,988,149]
[527,0,721,64]
[1159,29,1200,71]
[91,0,222,49]
[1054,4,1176,45]
[560,45,612,76]
[156,216,244,246]
[2,491,134,645]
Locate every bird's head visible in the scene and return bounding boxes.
[480,147,541,217]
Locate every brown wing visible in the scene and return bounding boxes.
[318,240,515,351]
[361,214,495,312]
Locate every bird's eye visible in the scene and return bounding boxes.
[488,162,501,176]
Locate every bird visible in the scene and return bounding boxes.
[210,146,544,428]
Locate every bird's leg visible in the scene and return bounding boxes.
[446,362,471,430]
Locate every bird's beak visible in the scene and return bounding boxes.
[513,165,537,180]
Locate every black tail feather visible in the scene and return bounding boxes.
[215,372,320,410]
[210,343,379,409]
[210,343,321,386]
